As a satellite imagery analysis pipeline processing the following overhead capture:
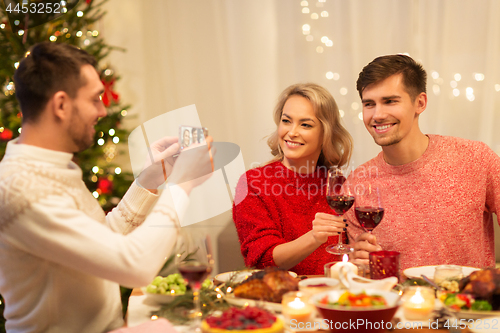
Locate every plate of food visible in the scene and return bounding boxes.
[215,269,297,285]
[403,265,480,280]
[439,268,500,320]
[142,273,211,305]
[223,268,300,312]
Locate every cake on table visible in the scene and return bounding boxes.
[201,307,284,333]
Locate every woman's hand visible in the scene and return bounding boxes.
[312,212,346,245]
[352,232,382,265]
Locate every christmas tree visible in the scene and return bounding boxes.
[0,0,134,212]
[0,0,136,327]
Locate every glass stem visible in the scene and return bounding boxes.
[193,287,202,325]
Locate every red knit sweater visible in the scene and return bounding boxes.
[233,161,346,275]
[346,135,500,272]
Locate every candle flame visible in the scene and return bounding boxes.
[342,254,348,262]
[288,297,306,310]
[409,289,425,304]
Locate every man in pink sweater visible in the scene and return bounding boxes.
[347,54,500,272]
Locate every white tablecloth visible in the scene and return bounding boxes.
[127,295,162,327]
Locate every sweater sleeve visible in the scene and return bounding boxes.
[232,171,286,269]
[482,143,500,215]
[106,180,160,234]
[0,189,185,288]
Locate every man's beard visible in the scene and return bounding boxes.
[69,105,94,152]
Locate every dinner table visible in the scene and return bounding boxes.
[126,279,477,333]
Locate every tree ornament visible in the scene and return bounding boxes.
[97,177,113,194]
[0,128,13,141]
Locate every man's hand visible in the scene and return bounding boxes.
[137,136,181,192]
[312,213,346,245]
[352,232,382,265]
[168,136,215,195]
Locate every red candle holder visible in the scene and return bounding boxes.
[369,251,400,281]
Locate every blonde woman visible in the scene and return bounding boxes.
[233,83,353,275]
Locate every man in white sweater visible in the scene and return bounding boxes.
[0,42,214,332]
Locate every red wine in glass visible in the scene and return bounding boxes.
[355,207,385,232]
[178,262,212,288]
[175,233,213,332]
[325,168,354,255]
[326,195,355,215]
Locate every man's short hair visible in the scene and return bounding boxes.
[13,42,97,123]
[356,54,427,101]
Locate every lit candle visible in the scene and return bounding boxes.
[403,287,435,320]
[329,254,358,280]
[282,292,314,324]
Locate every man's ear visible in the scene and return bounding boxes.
[50,91,72,121]
[415,92,427,115]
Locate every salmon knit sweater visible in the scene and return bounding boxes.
[233,161,346,275]
[346,134,500,272]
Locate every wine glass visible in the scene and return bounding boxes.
[325,167,355,254]
[175,231,214,332]
[354,183,384,233]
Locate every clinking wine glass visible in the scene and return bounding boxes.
[175,231,214,332]
[354,184,384,233]
[325,167,355,255]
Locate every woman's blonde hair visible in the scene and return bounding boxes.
[267,83,352,168]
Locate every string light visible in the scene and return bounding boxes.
[49,36,57,42]
[77,11,84,17]
[14,20,20,26]
[431,71,440,79]
[306,35,314,41]
[311,13,319,19]
[302,7,310,13]
[474,73,485,81]
[0,23,5,29]
[454,73,461,81]
[97,138,105,146]
[76,31,83,37]
[92,166,99,173]
[109,129,115,136]
[112,137,120,144]
[92,30,99,37]
[300,0,308,6]
[18,128,21,133]
[433,84,440,95]
[452,89,460,97]
[321,11,329,17]
[91,175,98,182]
[358,112,363,120]
[450,81,457,88]
[93,191,99,198]
[466,87,475,101]
[332,73,340,80]
[351,102,359,110]
[151,315,158,321]
[18,30,24,36]
[326,71,334,79]
[495,84,500,92]
[339,110,345,118]
[115,167,122,175]
[325,40,333,47]
[340,87,348,95]
[316,46,324,53]
[121,110,128,116]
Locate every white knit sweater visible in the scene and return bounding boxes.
[0,140,187,333]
